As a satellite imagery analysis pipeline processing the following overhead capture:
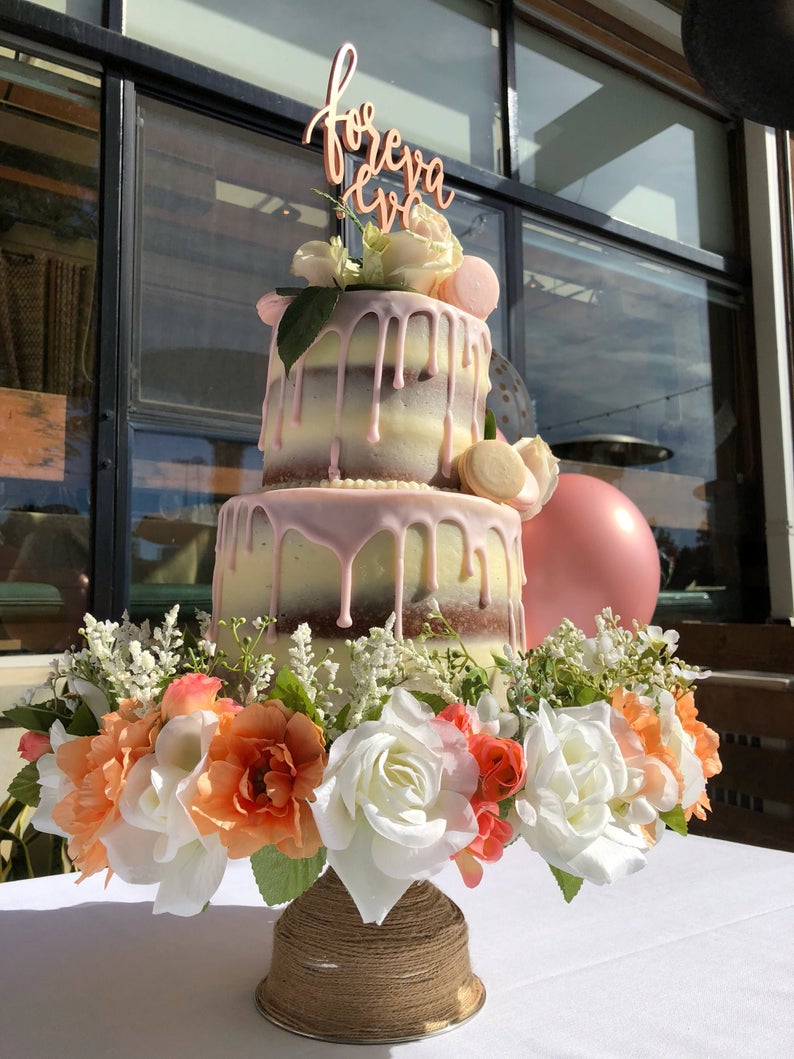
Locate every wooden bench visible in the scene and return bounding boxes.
[676,623,794,853]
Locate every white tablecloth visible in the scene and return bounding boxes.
[1,833,792,1058]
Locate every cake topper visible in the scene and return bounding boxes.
[303,42,454,232]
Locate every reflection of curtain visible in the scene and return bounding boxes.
[0,250,95,396]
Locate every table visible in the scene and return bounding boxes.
[1,833,792,1058]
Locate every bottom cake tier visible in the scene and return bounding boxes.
[210,485,525,677]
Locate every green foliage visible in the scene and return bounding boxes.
[65,700,100,737]
[271,666,323,726]
[276,286,341,376]
[250,844,326,906]
[483,408,497,441]
[460,666,491,707]
[5,700,70,734]
[549,864,584,903]
[8,762,40,808]
[659,805,688,837]
[410,691,449,714]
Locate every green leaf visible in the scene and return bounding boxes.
[484,408,497,441]
[276,286,340,376]
[8,762,41,808]
[549,864,584,903]
[5,701,66,734]
[250,844,326,905]
[410,691,448,714]
[460,666,491,706]
[659,805,688,837]
[274,286,305,296]
[65,700,100,737]
[271,667,322,725]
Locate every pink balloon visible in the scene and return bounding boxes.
[521,474,660,648]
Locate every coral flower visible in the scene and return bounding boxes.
[51,711,160,877]
[190,700,326,859]
[675,690,722,820]
[611,688,684,805]
[18,730,52,763]
[453,800,513,888]
[468,732,526,802]
[160,672,240,720]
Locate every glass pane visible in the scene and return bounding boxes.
[0,52,100,654]
[125,0,500,170]
[515,22,735,256]
[19,1,103,22]
[129,430,261,629]
[134,96,329,424]
[521,215,759,623]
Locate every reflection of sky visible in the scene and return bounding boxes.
[515,29,733,255]
[522,228,737,482]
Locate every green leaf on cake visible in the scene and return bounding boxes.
[549,864,584,903]
[276,286,341,377]
[7,762,41,808]
[659,805,688,837]
[484,408,497,441]
[250,844,326,906]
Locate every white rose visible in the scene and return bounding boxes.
[291,235,361,288]
[31,721,77,837]
[514,700,648,885]
[656,690,707,812]
[101,710,227,916]
[361,204,463,296]
[512,435,559,520]
[311,688,479,924]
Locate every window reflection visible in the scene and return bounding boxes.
[515,22,735,255]
[520,215,758,623]
[0,51,99,653]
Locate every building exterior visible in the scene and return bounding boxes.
[0,0,792,738]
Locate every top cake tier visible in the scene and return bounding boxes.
[258,290,492,489]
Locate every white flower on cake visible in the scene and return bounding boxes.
[361,203,463,296]
[512,435,560,520]
[30,720,78,839]
[290,234,361,289]
[102,709,228,916]
[310,687,479,924]
[513,700,649,885]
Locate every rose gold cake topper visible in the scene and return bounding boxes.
[303,42,454,232]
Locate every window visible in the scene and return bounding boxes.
[520,215,759,622]
[129,97,328,627]
[125,0,500,170]
[515,21,736,255]
[0,49,100,655]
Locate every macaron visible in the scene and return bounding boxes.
[458,439,527,503]
[438,255,500,320]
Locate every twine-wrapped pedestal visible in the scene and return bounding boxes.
[256,868,485,1043]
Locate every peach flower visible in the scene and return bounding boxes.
[675,689,722,821]
[190,700,326,859]
[160,673,240,720]
[51,710,160,877]
[453,799,513,888]
[611,688,684,805]
[468,732,526,803]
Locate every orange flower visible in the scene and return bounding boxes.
[52,711,160,877]
[675,689,722,820]
[190,700,326,859]
[611,687,684,808]
[468,732,526,802]
[453,800,513,888]
[160,673,240,720]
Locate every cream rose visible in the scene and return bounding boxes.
[511,435,559,520]
[290,235,361,288]
[310,688,479,924]
[514,700,648,885]
[101,711,228,916]
[361,203,463,296]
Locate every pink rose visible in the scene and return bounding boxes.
[18,730,52,763]
[160,673,240,721]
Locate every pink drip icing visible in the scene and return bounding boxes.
[214,488,522,647]
[476,547,491,606]
[257,293,491,480]
[291,359,305,426]
[329,329,349,479]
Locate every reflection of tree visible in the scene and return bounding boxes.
[653,526,716,590]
